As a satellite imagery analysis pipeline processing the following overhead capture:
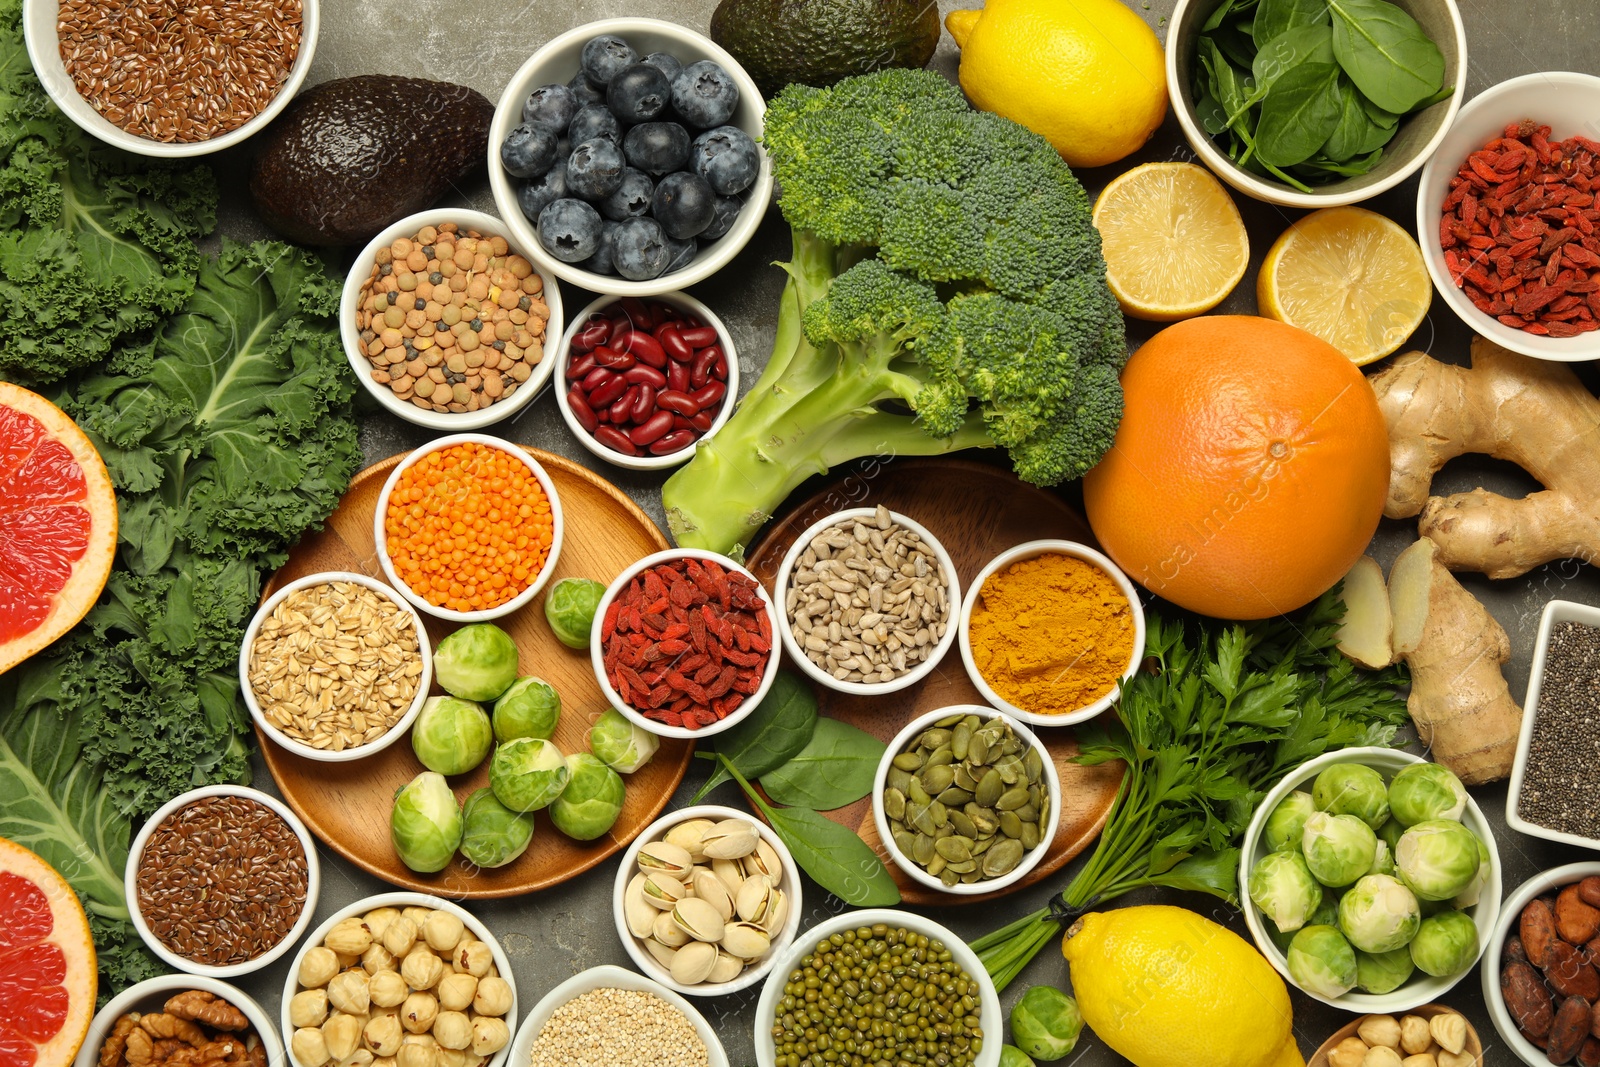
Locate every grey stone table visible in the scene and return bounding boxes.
[211,1,1600,1063]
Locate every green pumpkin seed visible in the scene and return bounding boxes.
[969,834,994,856]
[996,786,1030,811]
[969,811,998,836]
[937,787,973,807]
[919,727,953,750]
[966,733,990,766]
[1023,748,1043,784]
[920,764,955,796]
[945,858,978,874]
[960,869,984,884]
[934,836,972,862]
[924,744,954,768]
[982,838,1025,878]
[910,803,937,836]
[887,766,914,794]
[974,768,1003,808]
[892,751,923,772]
[912,833,936,866]
[883,787,906,822]
[926,852,947,877]
[998,811,1024,839]
[1016,803,1039,824]
[1021,822,1041,850]
[934,713,964,728]
[940,867,960,887]
[907,778,931,807]
[952,765,977,791]
[948,811,977,838]
[951,723,972,760]
[929,800,948,829]
[893,829,917,856]
[993,754,1023,785]
[934,821,954,839]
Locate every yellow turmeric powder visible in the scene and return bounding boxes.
[968,552,1135,716]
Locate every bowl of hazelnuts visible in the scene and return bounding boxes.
[1485,862,1600,1066]
[1311,1006,1480,1067]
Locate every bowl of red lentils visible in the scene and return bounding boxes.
[340,209,564,429]
[375,434,563,623]
[590,549,782,739]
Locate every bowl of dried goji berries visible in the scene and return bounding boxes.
[590,549,782,739]
[1418,71,1600,360]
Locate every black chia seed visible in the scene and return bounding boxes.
[1517,620,1600,836]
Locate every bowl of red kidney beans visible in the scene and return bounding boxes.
[555,292,737,470]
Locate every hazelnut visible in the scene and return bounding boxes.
[299,947,340,990]
[289,990,329,1029]
[294,1027,332,1067]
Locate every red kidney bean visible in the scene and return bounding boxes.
[581,366,615,391]
[690,348,718,389]
[630,385,655,422]
[609,389,636,424]
[650,429,697,455]
[711,353,728,381]
[671,415,692,431]
[691,381,727,410]
[689,411,714,433]
[588,374,628,408]
[657,390,700,417]
[577,323,609,350]
[607,316,631,344]
[660,324,693,362]
[592,345,634,370]
[623,365,667,387]
[568,352,597,380]
[567,387,598,432]
[619,296,649,324]
[678,325,718,348]
[629,410,674,445]
[594,426,639,455]
[682,314,703,328]
[620,330,667,367]
[667,360,690,393]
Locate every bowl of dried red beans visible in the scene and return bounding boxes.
[590,549,781,739]
[1419,71,1600,360]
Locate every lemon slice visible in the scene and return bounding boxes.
[1258,205,1432,365]
[1092,162,1250,322]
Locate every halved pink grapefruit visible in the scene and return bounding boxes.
[0,837,96,1067]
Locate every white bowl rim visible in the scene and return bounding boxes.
[773,507,962,696]
[486,16,774,297]
[610,803,804,996]
[1415,70,1600,362]
[1505,600,1600,846]
[125,785,321,979]
[871,705,1061,896]
[957,539,1146,726]
[75,974,282,1067]
[372,433,565,623]
[507,963,729,1067]
[588,548,783,739]
[280,891,518,1067]
[552,291,740,471]
[339,208,566,429]
[1239,746,1502,1013]
[239,570,434,762]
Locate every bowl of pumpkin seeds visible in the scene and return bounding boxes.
[872,706,1061,896]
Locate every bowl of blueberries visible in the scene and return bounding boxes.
[489,18,772,295]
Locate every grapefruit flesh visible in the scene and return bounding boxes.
[0,838,96,1067]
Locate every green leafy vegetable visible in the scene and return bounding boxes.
[1251,25,1334,97]
[1252,0,1328,44]
[760,718,885,809]
[1327,0,1446,114]
[1255,63,1343,167]
[691,669,818,802]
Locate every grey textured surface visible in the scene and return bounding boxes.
[213,1,1600,1064]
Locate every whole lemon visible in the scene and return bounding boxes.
[946,0,1167,169]
[1062,906,1305,1067]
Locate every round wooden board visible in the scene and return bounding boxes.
[744,458,1126,906]
[258,448,691,898]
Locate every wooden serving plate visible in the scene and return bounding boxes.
[744,458,1125,906]
[1308,1005,1483,1066]
[258,448,692,898]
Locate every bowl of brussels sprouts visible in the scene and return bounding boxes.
[1240,747,1501,1013]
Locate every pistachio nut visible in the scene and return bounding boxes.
[742,838,783,885]
[760,887,790,935]
[669,939,718,985]
[722,920,772,960]
[638,840,695,880]
[735,877,773,924]
[662,817,716,860]
[642,937,678,970]
[707,950,745,984]
[652,910,692,949]
[691,867,736,921]
[624,873,656,939]
[701,819,759,860]
[671,896,726,943]
[641,872,688,909]
[711,857,745,896]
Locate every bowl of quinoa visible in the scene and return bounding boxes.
[508,964,726,1067]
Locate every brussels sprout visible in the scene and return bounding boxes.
[391,771,463,873]
[1336,874,1421,953]
[434,624,520,701]
[1270,894,1340,954]
[1286,924,1358,998]
[549,753,626,840]
[459,787,535,869]
[1302,812,1377,888]
[1264,791,1316,853]
[493,676,561,743]
[1355,946,1415,995]
[1395,819,1482,901]
[1408,909,1479,977]
[589,708,659,774]
[489,737,570,812]
[1378,817,1406,854]
[1312,763,1390,830]
[544,578,606,649]
[1249,852,1323,935]
[1387,762,1468,827]
[1008,985,1081,1061]
[411,696,494,775]
[1369,839,1396,878]
[999,1047,1036,1067]
[1452,834,1492,909]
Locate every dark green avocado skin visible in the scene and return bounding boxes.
[249,75,494,247]
[710,0,940,98]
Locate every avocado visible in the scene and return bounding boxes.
[710,0,940,98]
[249,75,494,247]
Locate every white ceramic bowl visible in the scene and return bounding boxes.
[508,964,729,1067]
[340,209,565,430]
[611,804,803,996]
[754,909,1002,1067]
[872,706,1060,897]
[239,570,433,762]
[282,892,518,1067]
[1240,747,1502,1013]
[74,974,281,1067]
[1482,861,1600,1066]
[23,0,318,157]
[957,540,1145,727]
[1506,599,1600,847]
[553,291,739,471]
[126,785,320,979]
[1417,71,1600,361]
[488,17,773,296]
[1167,0,1465,208]
[590,549,782,740]
[373,433,564,623]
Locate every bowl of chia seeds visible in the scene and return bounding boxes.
[1506,600,1600,849]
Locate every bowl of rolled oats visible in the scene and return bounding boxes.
[239,570,433,762]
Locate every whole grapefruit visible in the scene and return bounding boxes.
[1082,316,1389,620]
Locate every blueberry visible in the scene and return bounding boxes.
[568,104,622,146]
[567,71,606,107]
[566,137,626,201]
[521,84,578,134]
[500,123,559,179]
[640,52,683,81]
[607,64,672,125]
[691,125,760,196]
[700,195,744,241]
[580,34,638,87]
[537,198,603,263]
[600,168,655,221]
[622,121,691,175]
[664,235,698,274]
[651,171,717,240]
[579,221,621,276]
[671,60,739,129]
[516,160,568,221]
[612,217,671,281]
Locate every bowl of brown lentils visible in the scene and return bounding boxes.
[340,208,564,430]
[125,785,319,979]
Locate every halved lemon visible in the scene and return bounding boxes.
[1092,162,1249,322]
[1258,206,1431,365]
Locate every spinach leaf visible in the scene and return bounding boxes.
[1327,0,1445,114]
[1209,20,1259,71]
[1297,148,1385,177]
[1251,23,1334,97]
[1252,0,1328,45]
[1206,40,1256,120]
[761,718,885,809]
[1360,93,1400,129]
[690,670,818,802]
[1196,92,1229,135]
[1255,62,1342,167]
[1322,77,1378,162]
[1409,84,1456,111]
[1202,0,1242,33]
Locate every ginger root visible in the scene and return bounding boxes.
[1370,338,1600,578]
[1337,556,1395,669]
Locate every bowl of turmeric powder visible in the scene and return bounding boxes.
[957,541,1145,728]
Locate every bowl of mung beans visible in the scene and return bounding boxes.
[754,909,1002,1067]
[508,964,728,1067]
[374,434,564,624]
[341,209,563,430]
